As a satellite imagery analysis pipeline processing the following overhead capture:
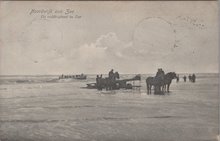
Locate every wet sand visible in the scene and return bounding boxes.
[0,74,218,141]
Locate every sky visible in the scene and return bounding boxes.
[0,1,219,75]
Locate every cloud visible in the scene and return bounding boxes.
[69,32,132,73]
[96,32,120,49]
[71,29,179,74]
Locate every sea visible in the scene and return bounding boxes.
[0,73,219,141]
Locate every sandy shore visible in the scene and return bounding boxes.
[0,74,218,141]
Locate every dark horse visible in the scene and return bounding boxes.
[162,72,177,93]
[146,76,164,94]
[99,72,120,90]
[146,72,177,94]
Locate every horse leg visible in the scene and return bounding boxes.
[147,84,149,94]
[161,85,163,94]
[160,86,163,94]
[106,82,110,90]
[164,85,166,92]
[158,86,161,94]
[154,85,157,94]
[149,85,152,94]
[106,84,108,90]
[109,84,111,90]
[110,81,113,90]
[146,83,149,94]
[167,84,170,93]
[109,81,112,90]
[160,85,162,93]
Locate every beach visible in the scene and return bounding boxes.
[0,74,218,141]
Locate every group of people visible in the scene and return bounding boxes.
[59,73,85,79]
[183,74,196,82]
[96,68,196,91]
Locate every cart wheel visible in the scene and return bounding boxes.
[126,84,132,89]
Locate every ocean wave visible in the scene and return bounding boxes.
[0,78,87,85]
[0,73,217,85]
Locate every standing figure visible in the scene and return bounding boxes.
[108,69,114,90]
[188,75,192,82]
[176,74,179,82]
[96,75,101,90]
[183,75,187,82]
[108,69,114,79]
[192,74,196,83]
[156,68,165,78]
[155,68,165,94]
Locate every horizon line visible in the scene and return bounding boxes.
[0,72,219,76]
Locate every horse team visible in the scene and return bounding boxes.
[146,71,177,95]
[95,68,195,94]
[96,69,120,90]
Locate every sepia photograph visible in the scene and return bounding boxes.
[0,1,219,141]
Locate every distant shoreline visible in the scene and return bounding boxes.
[0,73,219,77]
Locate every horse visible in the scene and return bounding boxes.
[162,72,177,92]
[146,76,164,94]
[98,72,120,90]
[146,72,177,94]
[108,72,120,90]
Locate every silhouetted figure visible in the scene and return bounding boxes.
[188,75,192,82]
[96,75,101,90]
[156,68,164,77]
[99,74,103,90]
[108,69,115,90]
[96,75,99,84]
[59,74,64,79]
[176,75,179,82]
[155,68,165,94]
[109,69,114,79]
[192,74,196,83]
[183,76,186,82]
